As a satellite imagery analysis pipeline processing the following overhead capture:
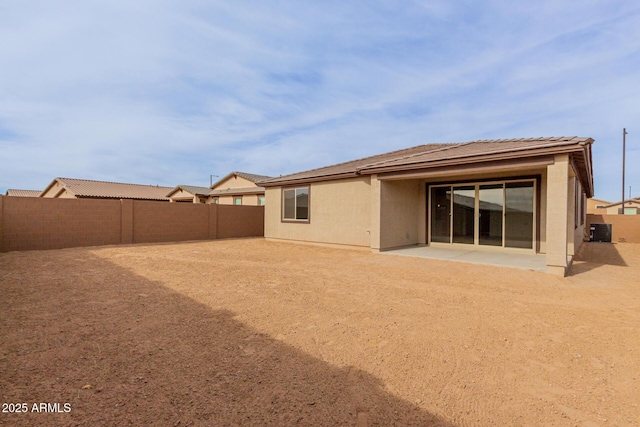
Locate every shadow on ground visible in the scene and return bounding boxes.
[568,242,627,276]
[0,249,454,426]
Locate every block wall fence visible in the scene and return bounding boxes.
[0,196,264,252]
[586,214,640,244]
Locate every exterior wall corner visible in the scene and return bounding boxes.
[545,154,570,271]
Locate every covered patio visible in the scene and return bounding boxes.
[382,245,547,271]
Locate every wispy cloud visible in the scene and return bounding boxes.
[0,0,638,200]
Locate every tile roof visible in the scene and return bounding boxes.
[602,198,640,208]
[233,171,272,183]
[258,143,455,185]
[209,187,266,196]
[210,171,272,192]
[5,189,41,197]
[47,178,173,201]
[259,137,593,187]
[360,136,591,172]
[167,185,212,197]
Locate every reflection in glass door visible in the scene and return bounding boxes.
[479,184,503,246]
[452,186,475,244]
[505,182,534,248]
[430,187,451,243]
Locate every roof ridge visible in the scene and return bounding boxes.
[259,142,458,183]
[356,142,464,171]
[359,137,585,171]
[58,177,172,188]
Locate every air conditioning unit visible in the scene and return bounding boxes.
[590,223,612,243]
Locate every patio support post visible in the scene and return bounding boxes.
[546,154,570,276]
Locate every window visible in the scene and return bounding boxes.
[258,196,265,206]
[213,197,219,204]
[282,187,309,221]
[234,196,242,205]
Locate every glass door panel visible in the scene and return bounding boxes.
[479,184,503,246]
[505,182,534,249]
[452,186,475,244]
[430,187,451,243]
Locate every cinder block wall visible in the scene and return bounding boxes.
[0,195,264,252]
[0,196,121,251]
[217,205,265,239]
[587,214,640,243]
[133,201,210,243]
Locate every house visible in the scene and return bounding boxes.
[5,189,41,197]
[593,198,640,215]
[40,177,173,201]
[586,197,611,214]
[166,172,271,205]
[166,185,212,204]
[259,137,594,276]
[208,172,270,206]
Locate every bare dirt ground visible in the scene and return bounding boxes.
[1,239,639,426]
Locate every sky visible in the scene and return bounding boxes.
[0,1,639,201]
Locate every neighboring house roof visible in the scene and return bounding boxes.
[589,198,612,204]
[41,178,173,201]
[601,198,640,208]
[166,185,211,198]
[5,189,41,197]
[211,171,272,189]
[258,136,594,197]
[209,187,266,196]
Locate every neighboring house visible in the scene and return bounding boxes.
[166,172,271,205]
[5,189,41,197]
[40,177,173,201]
[259,136,594,276]
[594,198,640,215]
[166,185,211,204]
[208,172,270,206]
[586,197,611,214]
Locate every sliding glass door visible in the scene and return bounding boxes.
[452,186,475,244]
[430,187,451,243]
[505,182,534,249]
[429,180,535,250]
[479,184,503,246]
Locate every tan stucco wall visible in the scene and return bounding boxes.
[209,194,262,205]
[603,200,640,215]
[265,176,372,247]
[212,175,256,191]
[587,198,610,215]
[379,180,421,249]
[545,154,570,275]
[573,180,587,255]
[41,181,76,198]
[169,189,197,203]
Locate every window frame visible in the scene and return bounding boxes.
[281,186,310,223]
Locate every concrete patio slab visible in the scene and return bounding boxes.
[381,245,547,271]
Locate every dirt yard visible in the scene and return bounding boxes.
[1,239,639,426]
